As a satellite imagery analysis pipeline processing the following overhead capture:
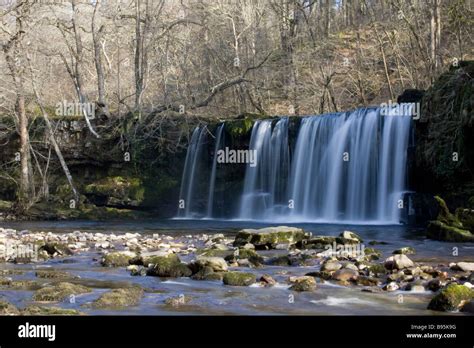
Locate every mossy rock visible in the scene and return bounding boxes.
[84,176,144,207]
[164,295,192,307]
[35,270,74,279]
[456,208,474,232]
[39,242,73,256]
[0,300,20,315]
[22,306,83,316]
[0,279,42,291]
[146,254,192,277]
[265,255,292,266]
[233,226,306,249]
[33,282,92,302]
[289,276,317,292]
[297,236,336,249]
[196,248,233,258]
[336,231,363,245]
[433,196,463,228]
[101,251,136,267]
[225,249,264,266]
[428,284,474,312]
[427,220,474,242]
[392,247,416,255]
[91,287,144,309]
[368,264,387,276]
[190,266,224,281]
[364,247,382,260]
[223,272,256,286]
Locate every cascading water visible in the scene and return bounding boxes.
[206,123,225,218]
[178,126,208,218]
[177,106,413,224]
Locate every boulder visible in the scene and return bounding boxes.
[223,272,256,286]
[451,262,474,272]
[101,251,136,267]
[164,295,192,307]
[190,266,224,281]
[393,247,416,255]
[336,231,363,245]
[428,283,474,312]
[233,226,306,249]
[321,260,342,272]
[194,256,228,272]
[297,236,336,249]
[91,287,143,309]
[33,282,91,302]
[384,254,415,270]
[289,276,317,292]
[259,274,276,287]
[146,254,192,277]
[332,268,359,282]
[427,220,474,242]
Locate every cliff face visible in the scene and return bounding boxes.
[413,61,474,211]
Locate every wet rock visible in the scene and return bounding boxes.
[22,306,82,315]
[393,247,416,255]
[164,295,192,307]
[361,287,384,293]
[427,283,474,312]
[190,266,224,281]
[235,248,264,266]
[0,300,20,315]
[259,274,276,287]
[266,255,292,266]
[101,251,136,267]
[356,276,380,286]
[194,256,228,272]
[233,226,307,249]
[451,262,474,272]
[332,268,359,282]
[336,231,363,245]
[305,271,332,280]
[384,254,415,270]
[321,260,342,272]
[39,242,73,257]
[223,272,256,286]
[35,270,74,279]
[383,282,399,292]
[297,236,336,249]
[33,282,91,302]
[146,254,192,278]
[127,265,146,276]
[427,278,444,292]
[363,247,381,260]
[289,276,317,292]
[196,248,233,258]
[91,287,143,309]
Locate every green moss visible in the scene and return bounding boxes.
[456,208,474,232]
[101,251,136,267]
[91,287,144,309]
[146,254,192,277]
[427,220,474,242]
[22,306,83,316]
[33,282,92,302]
[434,196,463,228]
[223,272,256,286]
[428,283,474,312]
[364,247,382,259]
[84,176,144,205]
[226,117,255,138]
[190,266,224,281]
[369,264,387,276]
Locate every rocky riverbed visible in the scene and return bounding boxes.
[0,225,473,315]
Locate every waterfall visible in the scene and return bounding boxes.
[178,126,208,218]
[239,118,289,220]
[206,123,225,218]
[177,106,413,224]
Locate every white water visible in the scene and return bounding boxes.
[177,107,412,224]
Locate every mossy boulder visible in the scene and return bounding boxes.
[84,176,144,208]
[91,287,144,309]
[433,196,464,228]
[456,208,474,232]
[190,266,224,281]
[193,256,228,272]
[22,306,82,316]
[223,272,256,286]
[393,247,416,255]
[428,284,474,312]
[233,226,307,249]
[33,282,91,302]
[297,236,336,249]
[364,247,382,260]
[225,248,264,266]
[146,254,192,277]
[427,220,474,242]
[0,300,20,315]
[336,231,363,245]
[289,276,317,292]
[101,251,137,267]
[0,279,42,291]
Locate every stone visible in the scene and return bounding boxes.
[427,283,474,312]
[452,262,474,272]
[427,221,474,243]
[363,248,381,260]
[33,282,91,302]
[332,268,359,282]
[146,254,192,278]
[305,271,332,280]
[223,272,256,286]
[384,254,415,270]
[91,287,143,309]
[321,260,342,272]
[39,242,73,257]
[0,300,20,315]
[393,247,416,255]
[101,251,136,267]
[288,276,316,292]
[259,274,276,287]
[164,295,192,307]
[297,236,336,249]
[336,231,363,245]
[356,276,380,286]
[190,266,224,281]
[383,282,399,292]
[194,256,228,272]
[233,226,306,249]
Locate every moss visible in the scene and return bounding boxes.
[223,272,256,286]
[196,248,233,258]
[190,266,224,281]
[0,300,20,315]
[428,284,474,312]
[33,282,91,302]
[297,236,336,249]
[434,196,463,228]
[289,276,317,292]
[91,287,143,309]
[84,176,144,206]
[101,251,136,267]
[427,220,474,242]
[369,264,387,276]
[35,270,74,279]
[146,254,192,277]
[456,208,474,232]
[22,306,83,316]
[364,247,382,260]
[226,117,255,138]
